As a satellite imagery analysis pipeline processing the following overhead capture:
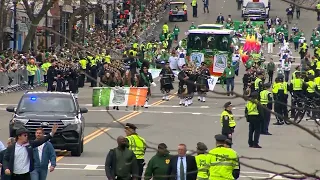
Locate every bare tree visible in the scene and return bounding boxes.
[21,0,56,52]
[65,0,101,48]
[281,0,318,10]
[0,0,11,50]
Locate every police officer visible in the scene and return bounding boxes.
[254,72,264,94]
[272,77,287,125]
[125,123,146,180]
[206,134,240,180]
[220,102,236,144]
[195,142,208,180]
[260,83,272,135]
[289,72,303,116]
[191,0,197,17]
[245,92,264,148]
[224,139,233,148]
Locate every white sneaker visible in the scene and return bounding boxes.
[144,101,149,108]
[165,96,170,101]
[202,97,206,102]
[162,96,166,100]
[198,96,201,101]
[179,99,184,105]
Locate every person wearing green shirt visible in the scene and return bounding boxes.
[283,29,289,41]
[265,34,275,54]
[293,32,300,51]
[313,35,320,48]
[159,33,166,42]
[223,62,235,96]
[144,143,171,180]
[173,25,180,42]
[189,22,196,30]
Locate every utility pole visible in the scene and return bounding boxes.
[113,0,116,37]
[13,0,17,51]
[106,4,109,38]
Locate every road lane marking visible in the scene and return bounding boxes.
[83,112,139,141]
[84,165,99,170]
[56,94,176,162]
[49,163,292,179]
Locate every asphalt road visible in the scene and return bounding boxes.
[1,0,320,179]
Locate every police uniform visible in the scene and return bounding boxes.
[125,123,146,180]
[195,142,209,180]
[220,102,236,144]
[272,77,288,125]
[206,135,240,180]
[197,63,210,102]
[259,83,272,135]
[245,92,263,148]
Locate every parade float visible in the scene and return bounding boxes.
[182,29,235,78]
[239,34,263,69]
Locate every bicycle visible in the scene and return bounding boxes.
[287,97,320,125]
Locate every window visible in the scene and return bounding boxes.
[47,17,53,27]
[246,3,265,8]
[187,33,232,51]
[17,96,76,114]
[6,11,13,27]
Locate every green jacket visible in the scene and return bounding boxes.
[144,153,171,180]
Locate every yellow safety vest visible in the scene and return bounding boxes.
[246,101,259,115]
[306,81,316,93]
[206,146,239,180]
[291,78,303,91]
[27,65,37,76]
[126,134,146,159]
[90,59,97,67]
[315,77,320,89]
[317,4,320,10]
[146,43,152,49]
[220,110,236,127]
[195,154,209,179]
[79,59,87,69]
[283,82,288,94]
[301,43,307,52]
[308,69,315,76]
[191,0,197,6]
[105,55,111,63]
[254,78,262,91]
[316,61,320,70]
[133,43,138,49]
[260,90,270,105]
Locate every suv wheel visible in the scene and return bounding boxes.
[71,139,83,156]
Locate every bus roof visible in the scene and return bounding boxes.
[188,29,233,34]
[198,24,224,28]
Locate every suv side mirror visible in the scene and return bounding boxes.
[80,107,88,114]
[6,106,16,113]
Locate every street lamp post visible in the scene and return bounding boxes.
[30,1,34,51]
[13,0,17,51]
[106,4,109,38]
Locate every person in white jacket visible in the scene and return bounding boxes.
[281,58,291,82]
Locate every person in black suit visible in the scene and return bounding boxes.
[2,125,58,180]
[0,137,16,180]
[166,144,197,180]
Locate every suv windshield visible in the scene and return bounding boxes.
[246,3,264,8]
[17,96,76,113]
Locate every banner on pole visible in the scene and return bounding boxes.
[92,87,148,107]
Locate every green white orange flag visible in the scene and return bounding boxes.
[92,87,148,107]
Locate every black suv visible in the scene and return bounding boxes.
[6,91,88,156]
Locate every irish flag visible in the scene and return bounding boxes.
[92,87,148,107]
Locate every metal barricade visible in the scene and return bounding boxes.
[0,67,44,93]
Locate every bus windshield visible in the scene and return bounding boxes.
[187,33,231,51]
